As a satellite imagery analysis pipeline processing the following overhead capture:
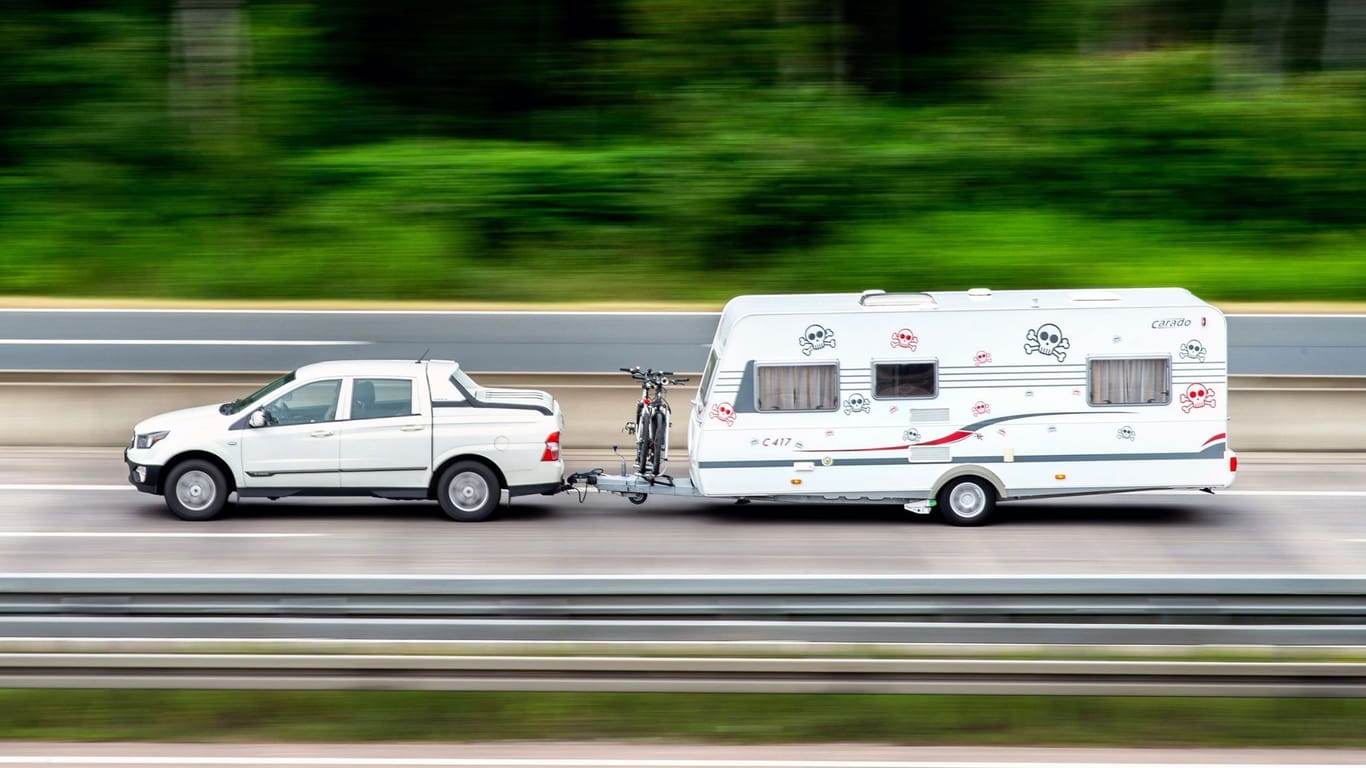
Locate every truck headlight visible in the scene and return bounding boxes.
[135,431,170,450]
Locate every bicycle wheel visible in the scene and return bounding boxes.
[648,409,667,475]
[635,410,653,474]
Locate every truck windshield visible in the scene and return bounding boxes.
[220,371,296,415]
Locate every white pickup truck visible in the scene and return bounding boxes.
[124,360,565,521]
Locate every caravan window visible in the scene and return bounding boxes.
[873,361,938,399]
[755,363,839,412]
[698,348,720,402]
[1088,357,1171,405]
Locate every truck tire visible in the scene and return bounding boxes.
[164,459,228,521]
[936,476,996,526]
[437,461,500,522]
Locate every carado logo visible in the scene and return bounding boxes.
[1152,318,1192,329]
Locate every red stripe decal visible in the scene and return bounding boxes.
[917,430,974,446]
[1202,433,1227,447]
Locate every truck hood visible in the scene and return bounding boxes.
[133,403,232,435]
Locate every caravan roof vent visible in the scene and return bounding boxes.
[967,287,992,299]
[860,291,937,308]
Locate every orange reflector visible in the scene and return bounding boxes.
[790,478,802,485]
[1054,474,1066,480]
[1230,456,1238,472]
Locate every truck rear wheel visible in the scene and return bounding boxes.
[936,477,996,526]
[437,461,500,522]
[164,459,228,521]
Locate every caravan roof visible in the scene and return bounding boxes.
[713,287,1212,346]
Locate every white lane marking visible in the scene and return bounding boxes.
[0,485,132,491]
[0,339,367,346]
[0,532,322,539]
[0,754,1349,759]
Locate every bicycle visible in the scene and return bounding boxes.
[619,366,688,479]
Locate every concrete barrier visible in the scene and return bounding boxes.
[1,372,1362,451]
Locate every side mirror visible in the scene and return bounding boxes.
[248,410,267,428]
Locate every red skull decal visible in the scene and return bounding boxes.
[890,328,919,350]
[1179,384,1216,414]
[972,401,991,416]
[709,401,737,426]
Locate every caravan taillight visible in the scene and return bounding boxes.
[541,432,561,462]
[1230,456,1238,472]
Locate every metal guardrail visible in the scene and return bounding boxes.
[0,653,1362,696]
[3,575,1364,647]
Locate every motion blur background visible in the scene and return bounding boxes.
[2,0,1363,303]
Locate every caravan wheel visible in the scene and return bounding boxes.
[936,477,996,526]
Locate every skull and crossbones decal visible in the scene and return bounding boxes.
[973,350,992,366]
[842,393,870,415]
[890,328,919,350]
[902,428,921,443]
[1024,323,1070,362]
[709,401,736,426]
[1117,426,1136,441]
[1179,384,1215,414]
[799,324,836,356]
[972,401,991,416]
[1180,339,1207,362]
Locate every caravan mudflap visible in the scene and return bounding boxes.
[565,469,703,498]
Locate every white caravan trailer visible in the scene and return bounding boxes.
[575,287,1236,525]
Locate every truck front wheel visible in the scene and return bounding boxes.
[437,461,500,522]
[164,459,228,521]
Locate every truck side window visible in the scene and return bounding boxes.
[1088,358,1171,405]
[265,379,341,426]
[755,363,838,411]
[873,362,937,399]
[351,378,414,419]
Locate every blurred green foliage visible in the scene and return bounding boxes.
[1,690,1365,745]
[0,0,1363,302]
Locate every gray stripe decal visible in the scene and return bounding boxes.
[698,443,1226,470]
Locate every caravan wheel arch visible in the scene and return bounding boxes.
[930,465,1007,501]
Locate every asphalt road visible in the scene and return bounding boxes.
[1,309,1364,375]
[2,449,1362,576]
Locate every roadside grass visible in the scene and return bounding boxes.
[2,208,1362,307]
[0,690,1362,745]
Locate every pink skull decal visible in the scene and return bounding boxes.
[890,328,919,350]
[1179,384,1216,414]
[972,401,991,416]
[709,401,737,426]
[973,350,992,366]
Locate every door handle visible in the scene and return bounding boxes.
[310,430,334,438]
[400,425,426,432]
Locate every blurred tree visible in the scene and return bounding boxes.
[312,0,620,138]
[1322,0,1366,68]
[170,0,248,141]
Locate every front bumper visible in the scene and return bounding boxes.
[124,449,163,494]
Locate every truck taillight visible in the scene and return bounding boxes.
[541,432,561,462]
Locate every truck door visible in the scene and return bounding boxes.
[338,376,431,490]
[240,378,342,488]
